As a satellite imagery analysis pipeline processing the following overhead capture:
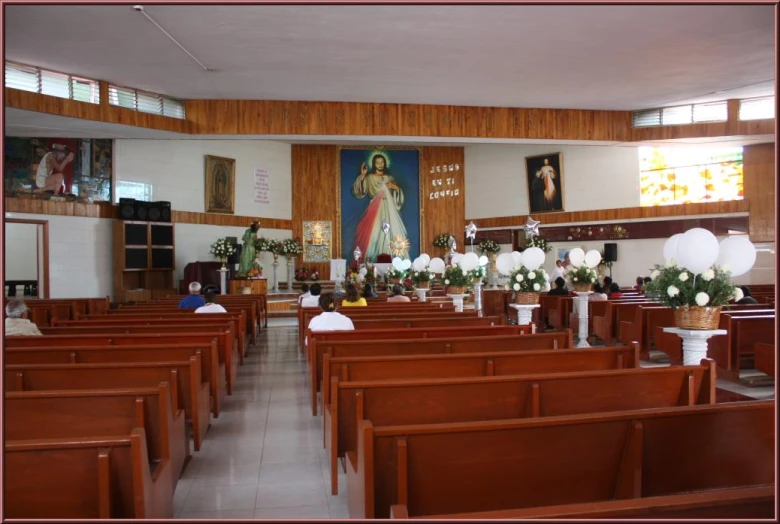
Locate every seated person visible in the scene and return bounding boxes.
[609,282,623,299]
[342,283,367,307]
[736,285,759,305]
[589,283,608,301]
[179,282,206,309]
[387,284,411,302]
[547,277,570,296]
[634,277,644,293]
[603,276,613,295]
[297,283,311,306]
[306,293,355,345]
[300,283,322,308]
[195,292,227,313]
[5,299,42,336]
[642,276,651,292]
[362,283,377,298]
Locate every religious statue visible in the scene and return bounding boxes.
[238,221,259,275]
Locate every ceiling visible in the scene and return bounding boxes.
[4,4,776,111]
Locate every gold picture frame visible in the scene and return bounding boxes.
[205,155,236,214]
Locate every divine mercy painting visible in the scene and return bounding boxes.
[340,148,420,262]
[526,152,564,214]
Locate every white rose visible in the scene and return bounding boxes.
[678,272,689,282]
[733,287,744,302]
[514,264,522,271]
[720,264,731,274]
[590,277,595,283]
[533,283,541,291]
[444,279,450,285]
[462,269,467,276]
[504,284,510,291]
[513,283,521,291]
[701,269,715,281]
[527,272,536,279]
[573,277,578,282]
[650,270,660,280]
[695,292,710,306]
[667,285,680,297]
[515,274,523,282]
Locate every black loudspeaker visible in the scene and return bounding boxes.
[604,243,618,262]
[148,201,172,222]
[119,198,136,220]
[134,201,149,221]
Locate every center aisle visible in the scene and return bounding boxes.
[173,323,349,519]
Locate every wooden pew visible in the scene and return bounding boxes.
[5,332,238,397]
[4,342,222,418]
[618,306,675,359]
[593,301,657,343]
[754,343,775,377]
[5,428,172,518]
[327,361,715,495]
[547,296,572,330]
[708,314,776,381]
[309,330,572,416]
[5,375,189,483]
[347,400,774,518]
[390,485,776,519]
[140,293,268,328]
[7,386,185,499]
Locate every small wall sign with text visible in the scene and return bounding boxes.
[429,177,459,200]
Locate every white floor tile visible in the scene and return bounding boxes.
[180,484,258,512]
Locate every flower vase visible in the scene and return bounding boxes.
[674,306,722,330]
[286,257,295,291]
[220,256,228,270]
[515,292,540,305]
[416,281,430,290]
[448,286,466,295]
[573,283,593,292]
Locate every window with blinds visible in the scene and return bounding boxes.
[739,96,775,120]
[633,101,728,128]
[108,85,186,119]
[4,61,100,104]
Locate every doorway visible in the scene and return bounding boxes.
[4,218,49,299]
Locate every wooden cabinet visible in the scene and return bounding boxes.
[113,221,175,303]
[229,278,268,295]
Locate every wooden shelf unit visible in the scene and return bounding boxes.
[113,220,176,303]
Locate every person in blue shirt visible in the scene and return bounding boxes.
[179,282,206,309]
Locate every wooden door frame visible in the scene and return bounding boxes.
[5,218,50,299]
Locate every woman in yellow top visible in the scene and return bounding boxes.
[341,283,367,307]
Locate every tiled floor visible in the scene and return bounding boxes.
[174,318,774,519]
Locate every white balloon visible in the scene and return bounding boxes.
[496,253,515,275]
[392,257,403,270]
[461,252,479,271]
[451,253,464,266]
[663,234,684,263]
[584,250,602,269]
[412,258,426,272]
[359,267,368,276]
[401,259,412,270]
[429,257,446,274]
[511,251,524,266]
[523,247,546,271]
[478,255,489,267]
[419,253,431,265]
[568,248,585,268]
[676,228,719,275]
[716,236,757,277]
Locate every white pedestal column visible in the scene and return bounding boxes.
[509,304,540,329]
[472,282,483,313]
[663,328,727,365]
[287,257,295,292]
[272,262,280,294]
[414,287,429,302]
[219,268,228,295]
[574,291,593,348]
[447,294,469,313]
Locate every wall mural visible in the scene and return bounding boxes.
[339,148,420,262]
[303,220,332,262]
[4,137,112,202]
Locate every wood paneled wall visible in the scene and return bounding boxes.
[7,88,772,142]
[744,143,776,243]
[291,145,465,278]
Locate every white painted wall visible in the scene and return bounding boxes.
[464,144,640,219]
[4,222,38,281]
[114,139,292,219]
[5,212,113,299]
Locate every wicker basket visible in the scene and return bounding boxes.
[415,282,430,289]
[515,292,540,305]
[389,278,401,285]
[573,283,593,292]
[674,306,722,330]
[448,286,466,294]
[472,277,483,284]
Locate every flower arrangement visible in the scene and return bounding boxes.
[477,239,501,254]
[268,240,284,255]
[403,277,414,291]
[247,267,262,278]
[526,236,552,253]
[210,238,236,259]
[433,233,451,248]
[507,266,549,294]
[410,268,434,286]
[281,238,303,257]
[567,265,598,291]
[295,267,310,281]
[254,237,272,252]
[644,263,736,309]
[443,264,472,288]
[310,269,319,281]
[468,266,487,282]
[385,267,407,282]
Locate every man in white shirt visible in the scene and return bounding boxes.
[195,292,228,313]
[5,299,43,336]
[300,283,322,308]
[551,260,566,282]
[305,293,354,346]
[297,283,311,306]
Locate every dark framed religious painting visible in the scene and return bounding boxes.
[205,155,235,214]
[339,148,421,262]
[525,152,564,214]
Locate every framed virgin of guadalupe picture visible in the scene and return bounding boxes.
[205,155,235,214]
[526,152,564,214]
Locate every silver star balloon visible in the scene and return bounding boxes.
[382,222,390,237]
[523,216,541,239]
[465,221,478,240]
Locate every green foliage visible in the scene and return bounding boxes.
[644,263,737,308]
[526,236,552,253]
[433,233,451,248]
[507,266,549,293]
[443,264,472,287]
[567,265,598,285]
[477,239,501,254]
[410,269,433,284]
